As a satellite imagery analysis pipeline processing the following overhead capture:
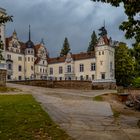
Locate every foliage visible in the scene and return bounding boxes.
[0,15,13,24]
[132,77,140,88]
[93,95,103,101]
[60,37,71,57]
[0,94,73,140]
[87,31,97,52]
[133,43,140,77]
[115,42,135,86]
[91,0,140,45]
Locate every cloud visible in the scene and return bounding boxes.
[0,0,133,57]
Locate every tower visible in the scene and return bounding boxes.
[25,25,35,79]
[95,26,115,82]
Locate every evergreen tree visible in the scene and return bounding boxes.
[115,42,135,86]
[91,0,140,45]
[60,37,70,57]
[87,31,97,52]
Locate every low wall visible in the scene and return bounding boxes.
[9,80,92,90]
[0,69,6,86]
[92,82,117,89]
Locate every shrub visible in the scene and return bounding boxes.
[132,77,140,88]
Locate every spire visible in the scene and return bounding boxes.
[29,25,31,41]
[103,20,105,28]
[40,38,45,45]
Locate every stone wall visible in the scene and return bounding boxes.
[92,82,117,89]
[9,80,92,90]
[0,69,6,86]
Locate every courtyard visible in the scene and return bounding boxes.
[0,83,139,140]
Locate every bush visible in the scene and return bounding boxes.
[132,77,140,88]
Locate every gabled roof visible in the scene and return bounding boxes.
[48,51,95,64]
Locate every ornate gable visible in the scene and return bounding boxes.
[65,52,73,63]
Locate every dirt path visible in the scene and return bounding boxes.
[6,83,140,140]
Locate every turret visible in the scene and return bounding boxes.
[24,25,35,79]
[95,26,115,82]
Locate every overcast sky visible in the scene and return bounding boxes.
[0,0,134,57]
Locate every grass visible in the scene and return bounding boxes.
[0,94,73,140]
[93,95,103,101]
[0,86,20,92]
[112,108,120,118]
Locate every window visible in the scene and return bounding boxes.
[8,64,12,70]
[101,73,105,79]
[18,56,22,61]
[40,68,42,73]
[67,65,71,73]
[28,57,30,61]
[60,77,62,80]
[100,61,103,65]
[18,65,22,71]
[79,64,84,72]
[28,50,30,54]
[43,61,45,65]
[102,51,104,55]
[86,75,89,80]
[7,54,11,59]
[92,74,94,80]
[59,66,63,74]
[31,66,34,71]
[91,63,96,71]
[80,75,84,81]
[7,75,11,80]
[99,51,101,55]
[50,68,53,75]
[110,62,113,72]
[18,76,22,80]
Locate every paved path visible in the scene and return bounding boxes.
[6,83,140,140]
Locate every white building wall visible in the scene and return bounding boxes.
[6,51,25,80]
[48,63,65,80]
[74,58,96,80]
[0,8,6,69]
[95,45,115,81]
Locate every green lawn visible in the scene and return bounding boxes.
[0,94,73,140]
[93,95,103,101]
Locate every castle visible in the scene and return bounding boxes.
[0,8,116,84]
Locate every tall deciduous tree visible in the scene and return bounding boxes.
[0,14,13,62]
[91,0,140,45]
[87,31,97,52]
[133,43,140,77]
[115,42,135,86]
[0,15,13,24]
[60,37,71,57]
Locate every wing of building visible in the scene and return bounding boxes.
[5,26,116,83]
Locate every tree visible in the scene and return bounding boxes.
[133,43,140,77]
[115,42,135,86]
[87,31,97,52]
[60,37,71,57]
[91,0,140,45]
[0,15,13,24]
[0,14,13,62]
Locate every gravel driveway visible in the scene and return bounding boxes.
[7,83,140,140]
